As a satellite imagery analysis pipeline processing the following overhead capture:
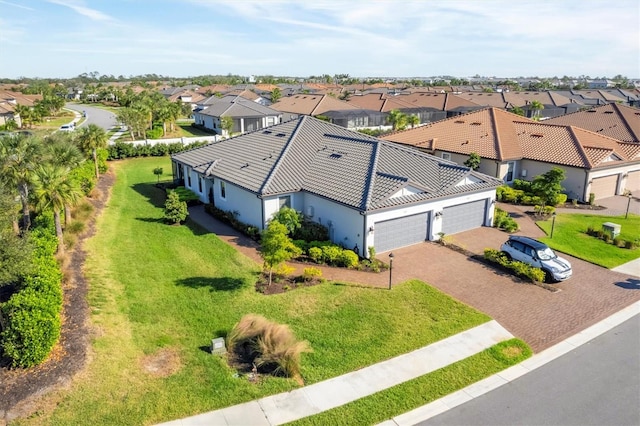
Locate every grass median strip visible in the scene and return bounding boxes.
[289,339,532,426]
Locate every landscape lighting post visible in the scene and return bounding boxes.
[550,212,557,239]
[625,192,632,219]
[388,252,394,290]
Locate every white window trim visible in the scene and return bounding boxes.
[505,161,516,182]
[219,180,227,200]
[441,152,451,161]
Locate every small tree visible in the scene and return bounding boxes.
[221,116,234,137]
[164,190,188,224]
[531,167,566,210]
[407,114,420,128]
[153,167,163,184]
[509,106,525,116]
[260,220,302,286]
[271,207,302,235]
[464,152,481,170]
[271,87,282,103]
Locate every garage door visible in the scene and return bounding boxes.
[374,213,429,253]
[626,171,640,193]
[442,200,486,235]
[590,175,618,199]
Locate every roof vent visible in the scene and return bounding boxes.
[275,133,286,137]
[587,110,596,113]
[604,111,614,114]
[530,133,544,138]
[329,153,342,159]
[263,130,272,134]
[454,120,465,124]
[470,122,482,126]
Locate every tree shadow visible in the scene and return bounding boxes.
[184,217,210,236]
[176,276,245,291]
[131,182,167,209]
[615,278,640,289]
[136,217,165,224]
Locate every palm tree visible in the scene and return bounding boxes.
[0,134,43,230]
[76,124,107,178]
[529,100,544,120]
[45,135,85,225]
[387,109,408,131]
[32,164,83,254]
[407,114,420,128]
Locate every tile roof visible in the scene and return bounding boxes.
[172,116,500,212]
[270,94,359,115]
[544,103,640,143]
[381,107,638,170]
[197,95,281,118]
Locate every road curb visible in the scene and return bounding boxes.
[383,300,640,426]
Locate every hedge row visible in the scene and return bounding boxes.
[585,226,639,249]
[106,140,210,160]
[0,218,63,368]
[293,240,359,268]
[484,248,545,283]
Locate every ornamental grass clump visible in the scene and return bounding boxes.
[227,314,311,385]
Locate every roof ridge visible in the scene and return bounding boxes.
[490,108,505,161]
[259,117,305,194]
[612,102,640,142]
[310,94,326,116]
[567,126,594,168]
[362,140,382,210]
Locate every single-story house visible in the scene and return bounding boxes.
[171,116,501,255]
[193,95,282,137]
[382,107,640,201]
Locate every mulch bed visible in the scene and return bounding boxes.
[255,272,324,295]
[0,170,116,423]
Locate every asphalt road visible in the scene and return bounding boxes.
[420,314,640,426]
[65,103,118,131]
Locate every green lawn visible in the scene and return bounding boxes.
[536,214,640,268]
[29,157,501,425]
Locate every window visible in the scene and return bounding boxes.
[220,181,226,199]
[198,177,203,193]
[441,153,451,161]
[279,195,291,209]
[187,170,192,187]
[505,161,515,182]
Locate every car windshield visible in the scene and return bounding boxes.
[537,247,556,260]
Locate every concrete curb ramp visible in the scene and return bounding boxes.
[158,320,513,426]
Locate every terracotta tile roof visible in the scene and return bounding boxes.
[382,107,636,170]
[345,93,386,111]
[506,91,573,107]
[271,94,358,116]
[544,103,640,143]
[172,116,500,212]
[455,92,513,108]
[0,91,42,106]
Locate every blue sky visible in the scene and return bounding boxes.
[1,0,639,79]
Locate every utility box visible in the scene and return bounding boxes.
[602,222,621,238]
[211,337,226,355]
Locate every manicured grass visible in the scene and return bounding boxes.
[290,339,532,425]
[30,157,492,425]
[536,213,640,268]
[177,123,215,137]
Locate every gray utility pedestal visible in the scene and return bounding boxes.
[602,222,621,238]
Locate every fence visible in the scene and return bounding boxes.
[110,135,221,146]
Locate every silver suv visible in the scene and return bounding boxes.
[500,236,572,282]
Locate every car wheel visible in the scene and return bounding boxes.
[501,251,512,261]
[542,269,554,284]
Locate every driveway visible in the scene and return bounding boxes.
[419,206,640,353]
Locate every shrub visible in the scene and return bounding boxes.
[368,246,376,260]
[625,240,638,249]
[551,193,567,206]
[493,208,519,232]
[65,220,85,235]
[272,207,302,236]
[164,190,188,224]
[70,161,97,195]
[292,219,329,242]
[0,225,62,368]
[337,249,359,268]
[145,126,163,139]
[301,267,322,281]
[484,248,545,282]
[292,239,309,253]
[512,179,532,192]
[227,314,312,385]
[589,193,596,205]
[173,187,200,204]
[308,247,323,263]
[613,237,626,248]
[321,245,342,265]
[273,263,295,278]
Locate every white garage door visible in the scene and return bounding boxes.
[626,171,640,194]
[374,213,429,253]
[591,175,618,199]
[442,200,486,235]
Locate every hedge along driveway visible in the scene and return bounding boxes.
[33,157,491,425]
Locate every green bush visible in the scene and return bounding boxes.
[164,190,188,224]
[0,224,63,368]
[106,141,209,161]
[512,179,532,192]
[337,249,359,268]
[483,248,545,282]
[292,240,309,253]
[589,193,596,205]
[301,267,322,281]
[308,247,323,263]
[292,219,329,242]
[70,161,97,195]
[551,193,567,206]
[145,126,163,139]
[493,208,519,232]
[321,245,342,265]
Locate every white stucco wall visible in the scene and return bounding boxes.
[212,178,263,228]
[519,160,587,201]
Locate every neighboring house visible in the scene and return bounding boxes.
[0,102,18,127]
[270,94,359,122]
[193,95,282,137]
[171,116,500,255]
[382,107,640,201]
[320,109,388,130]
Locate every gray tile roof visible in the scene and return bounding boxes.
[172,117,501,212]
[198,95,281,118]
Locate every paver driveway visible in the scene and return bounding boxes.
[388,219,640,353]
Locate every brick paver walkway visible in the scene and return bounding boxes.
[188,205,640,353]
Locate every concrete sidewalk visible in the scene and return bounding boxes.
[159,321,513,426]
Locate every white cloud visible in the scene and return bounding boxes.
[46,0,114,22]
